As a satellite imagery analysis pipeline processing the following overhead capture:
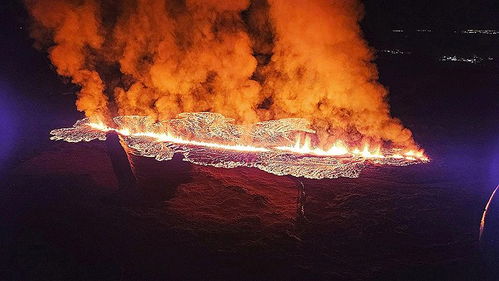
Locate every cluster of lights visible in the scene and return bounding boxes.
[379,49,411,55]
[460,29,498,35]
[391,29,432,33]
[391,29,498,35]
[439,55,494,64]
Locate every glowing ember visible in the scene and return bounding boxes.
[50,113,429,179]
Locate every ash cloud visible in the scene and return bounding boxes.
[25,0,418,149]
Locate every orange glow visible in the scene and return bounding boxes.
[276,135,349,156]
[480,185,499,241]
[404,150,429,161]
[26,0,424,153]
[89,123,428,162]
[89,123,269,153]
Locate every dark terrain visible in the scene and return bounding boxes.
[1,1,498,280]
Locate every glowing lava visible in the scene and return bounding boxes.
[88,122,427,161]
[276,136,349,156]
[50,113,429,179]
[88,123,270,153]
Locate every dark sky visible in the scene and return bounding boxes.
[363,0,498,31]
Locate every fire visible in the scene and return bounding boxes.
[88,122,428,161]
[352,145,384,159]
[403,150,429,161]
[276,135,427,161]
[276,136,349,156]
[50,114,429,179]
[27,0,423,152]
[89,123,270,153]
[30,0,431,179]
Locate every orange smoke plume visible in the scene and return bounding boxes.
[258,0,414,147]
[25,0,109,121]
[25,0,419,149]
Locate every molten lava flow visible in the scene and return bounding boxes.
[50,113,429,179]
[88,121,427,161]
[276,136,349,156]
[88,123,270,153]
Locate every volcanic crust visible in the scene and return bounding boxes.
[50,113,427,179]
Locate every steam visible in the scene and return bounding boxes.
[25,0,417,149]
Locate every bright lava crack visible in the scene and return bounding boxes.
[50,113,429,179]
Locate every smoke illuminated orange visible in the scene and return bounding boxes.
[26,0,425,155]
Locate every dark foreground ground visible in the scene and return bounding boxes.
[1,2,498,281]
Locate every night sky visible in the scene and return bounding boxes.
[363,0,499,31]
[0,1,498,280]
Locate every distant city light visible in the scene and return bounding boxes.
[378,49,411,55]
[439,55,494,64]
[460,29,498,35]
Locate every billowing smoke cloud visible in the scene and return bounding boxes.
[259,0,415,147]
[26,0,109,119]
[25,0,417,149]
